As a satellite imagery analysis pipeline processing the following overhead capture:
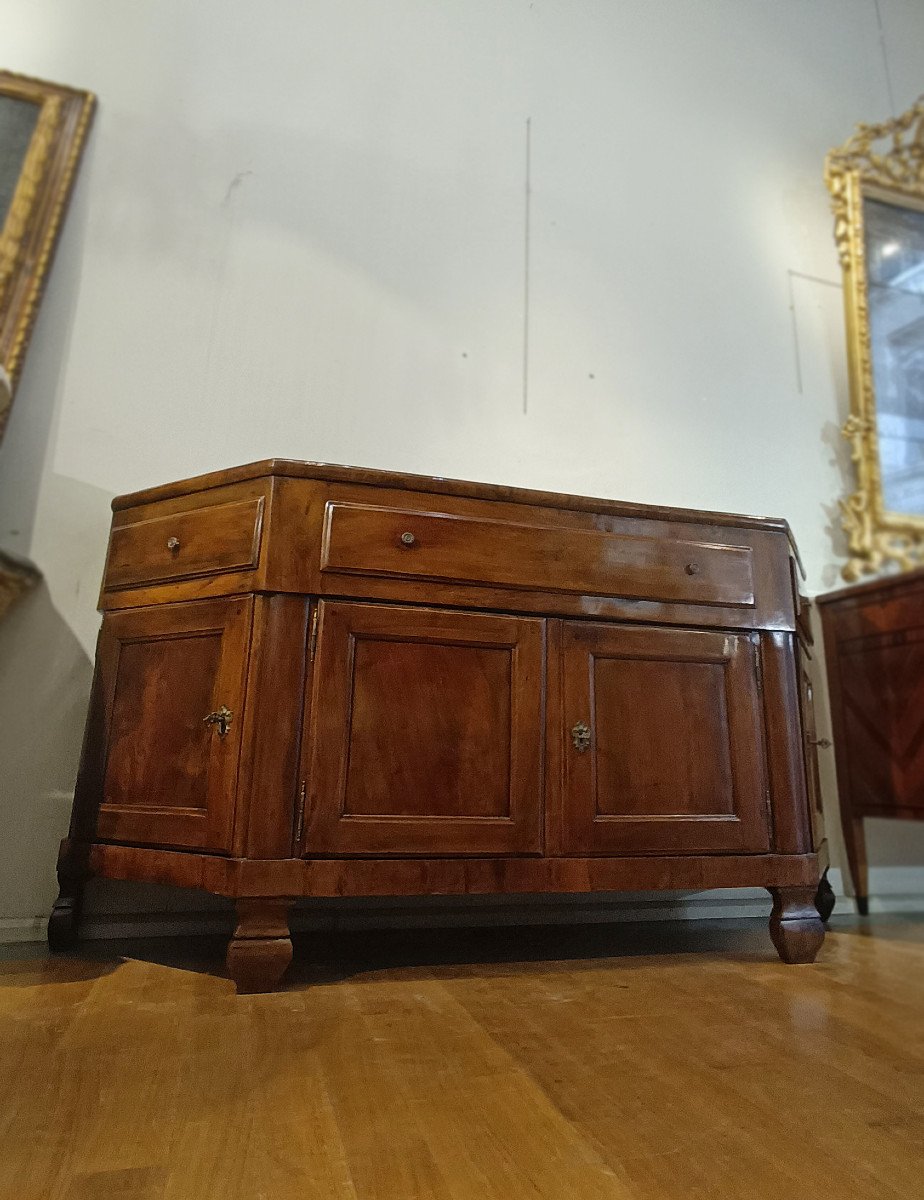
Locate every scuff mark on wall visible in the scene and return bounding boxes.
[222,169,253,207]
[787,270,841,397]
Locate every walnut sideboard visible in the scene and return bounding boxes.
[818,568,924,915]
[51,460,830,992]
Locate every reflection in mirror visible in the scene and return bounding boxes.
[0,73,94,620]
[864,196,924,516]
[0,95,39,230]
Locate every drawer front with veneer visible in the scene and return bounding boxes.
[104,497,265,590]
[321,501,755,609]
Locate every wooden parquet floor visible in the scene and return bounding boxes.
[0,916,922,1200]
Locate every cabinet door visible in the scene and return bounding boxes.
[94,597,253,851]
[559,622,769,854]
[302,601,544,855]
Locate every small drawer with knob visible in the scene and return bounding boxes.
[320,501,755,609]
[103,496,265,591]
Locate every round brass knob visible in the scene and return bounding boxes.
[685,562,700,575]
[400,531,416,547]
[167,537,180,552]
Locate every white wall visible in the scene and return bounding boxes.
[2,0,924,933]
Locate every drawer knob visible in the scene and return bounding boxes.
[203,705,233,736]
[571,721,592,753]
[685,562,700,576]
[400,531,416,547]
[166,536,181,553]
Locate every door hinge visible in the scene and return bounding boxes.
[753,639,764,693]
[294,780,306,848]
[308,606,319,662]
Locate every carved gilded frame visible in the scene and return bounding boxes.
[0,71,94,440]
[0,73,93,619]
[825,96,924,580]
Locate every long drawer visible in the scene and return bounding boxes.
[104,497,265,590]
[320,502,755,607]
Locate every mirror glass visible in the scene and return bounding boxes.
[864,194,924,516]
[0,95,39,230]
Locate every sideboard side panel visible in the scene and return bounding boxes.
[761,632,813,855]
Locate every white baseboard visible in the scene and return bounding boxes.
[0,918,48,944]
[3,867,923,945]
[825,866,924,914]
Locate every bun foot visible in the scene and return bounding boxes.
[814,870,836,924]
[768,886,825,964]
[47,894,81,952]
[226,899,293,994]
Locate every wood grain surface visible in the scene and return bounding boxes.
[103,496,264,591]
[559,622,769,855]
[91,597,254,853]
[59,461,818,992]
[302,601,544,856]
[819,571,924,913]
[320,500,756,607]
[2,916,921,1199]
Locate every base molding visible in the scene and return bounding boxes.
[85,842,823,897]
[0,918,48,944]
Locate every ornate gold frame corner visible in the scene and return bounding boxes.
[0,70,95,441]
[825,95,924,581]
[0,548,40,621]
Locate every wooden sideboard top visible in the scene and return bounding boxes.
[816,565,924,608]
[111,457,801,553]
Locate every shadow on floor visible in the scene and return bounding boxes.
[825,913,924,945]
[3,917,780,991]
[7,915,919,991]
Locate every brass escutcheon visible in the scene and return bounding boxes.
[204,705,233,736]
[571,721,591,752]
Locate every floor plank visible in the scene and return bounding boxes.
[1,916,922,1199]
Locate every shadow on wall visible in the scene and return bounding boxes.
[0,582,91,927]
[0,579,232,933]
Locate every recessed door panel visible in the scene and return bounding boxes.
[560,622,769,854]
[302,602,544,855]
[105,633,223,811]
[95,597,253,851]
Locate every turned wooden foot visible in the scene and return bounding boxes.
[814,870,836,924]
[768,886,825,964]
[226,899,293,994]
[47,839,89,952]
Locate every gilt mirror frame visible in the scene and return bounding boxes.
[825,96,924,581]
[0,71,93,620]
[0,70,94,441]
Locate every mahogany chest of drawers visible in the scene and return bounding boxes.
[818,568,924,914]
[52,460,829,991]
